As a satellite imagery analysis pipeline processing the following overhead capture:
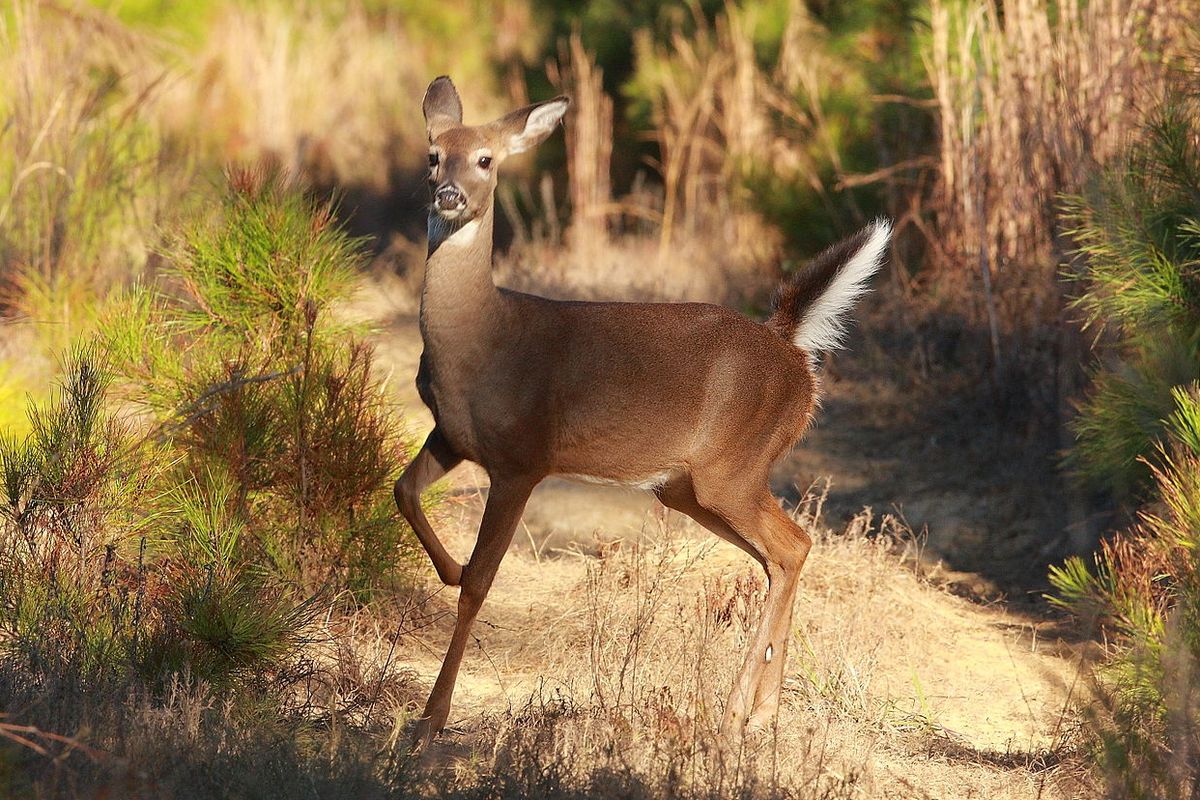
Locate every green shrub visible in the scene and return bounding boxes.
[0,350,314,693]
[1053,87,1200,795]
[1063,93,1200,496]
[0,349,145,680]
[1050,403,1200,795]
[0,167,422,708]
[103,166,420,597]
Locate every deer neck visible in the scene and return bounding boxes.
[420,203,502,342]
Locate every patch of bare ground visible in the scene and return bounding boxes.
[383,481,1084,798]
[788,308,1074,604]
[351,286,1090,798]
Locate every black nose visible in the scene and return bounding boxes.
[435,185,465,210]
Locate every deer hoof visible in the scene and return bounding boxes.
[410,717,438,754]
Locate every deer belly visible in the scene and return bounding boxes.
[558,469,677,492]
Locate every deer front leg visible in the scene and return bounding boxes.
[395,428,464,586]
[412,475,537,751]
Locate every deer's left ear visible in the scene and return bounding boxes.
[424,76,464,141]
[490,96,570,157]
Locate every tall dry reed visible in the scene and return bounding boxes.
[629,1,890,278]
[0,2,185,331]
[550,33,614,260]
[925,0,1191,385]
[632,3,786,270]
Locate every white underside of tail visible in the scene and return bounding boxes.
[792,218,892,351]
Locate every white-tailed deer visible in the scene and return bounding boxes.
[395,76,892,750]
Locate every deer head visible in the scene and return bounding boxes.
[422,76,570,225]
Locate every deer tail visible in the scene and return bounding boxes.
[766,219,892,352]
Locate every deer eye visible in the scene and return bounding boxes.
[477,156,493,170]
[428,152,439,168]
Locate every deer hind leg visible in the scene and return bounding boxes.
[746,502,811,731]
[394,428,464,586]
[658,476,809,743]
[655,476,767,567]
[713,493,808,742]
[412,475,536,751]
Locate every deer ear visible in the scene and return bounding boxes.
[491,96,570,156]
[423,76,463,140]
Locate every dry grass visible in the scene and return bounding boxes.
[380,481,1088,799]
[923,0,1192,385]
[0,2,189,339]
[158,0,560,201]
[0,388,1090,798]
[0,2,201,426]
[164,2,514,192]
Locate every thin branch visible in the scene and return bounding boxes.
[165,365,302,434]
[834,157,938,190]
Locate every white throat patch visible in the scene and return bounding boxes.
[428,215,481,251]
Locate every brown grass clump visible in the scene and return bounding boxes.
[632,3,785,275]
[0,2,190,336]
[167,2,533,193]
[923,0,1192,390]
[497,6,852,307]
[485,6,784,306]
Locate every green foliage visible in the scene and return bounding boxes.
[103,167,417,595]
[1064,93,1200,495]
[1070,343,1200,495]
[154,564,318,688]
[0,350,313,692]
[1052,311,1200,793]
[1166,384,1200,465]
[1050,439,1200,795]
[1052,83,1200,794]
[758,1,930,250]
[625,0,927,252]
[167,167,358,348]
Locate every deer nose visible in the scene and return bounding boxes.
[434,185,465,211]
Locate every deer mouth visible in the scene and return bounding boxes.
[433,185,468,219]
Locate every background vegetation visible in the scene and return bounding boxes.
[1,0,1197,796]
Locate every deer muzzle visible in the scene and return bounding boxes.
[434,185,467,214]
